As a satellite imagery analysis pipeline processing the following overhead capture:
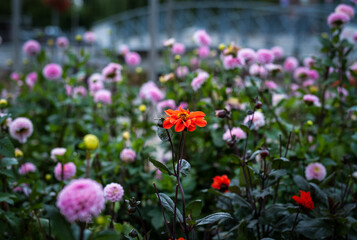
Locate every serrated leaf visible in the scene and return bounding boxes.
[175,159,190,177]
[149,158,172,176]
[157,193,183,223]
[195,212,232,226]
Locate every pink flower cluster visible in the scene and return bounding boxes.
[238,48,256,65]
[56,179,105,222]
[120,148,136,163]
[256,49,274,65]
[222,55,244,70]
[305,162,326,181]
[19,162,36,175]
[139,81,164,103]
[9,117,33,143]
[54,162,76,181]
[103,183,124,202]
[94,89,112,104]
[327,4,354,28]
[284,57,298,72]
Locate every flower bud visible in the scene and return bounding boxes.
[307,120,313,126]
[45,174,52,181]
[215,110,228,118]
[157,118,164,128]
[255,101,263,109]
[174,55,181,61]
[136,67,142,74]
[75,35,82,42]
[15,148,23,158]
[139,104,146,112]
[47,39,54,46]
[127,205,136,214]
[96,216,106,225]
[0,99,8,108]
[122,131,130,140]
[83,134,99,150]
[260,149,269,159]
[218,43,225,51]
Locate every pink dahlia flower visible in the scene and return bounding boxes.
[176,66,189,78]
[249,64,267,78]
[190,57,201,69]
[335,4,355,18]
[56,37,69,49]
[54,162,76,181]
[244,111,265,130]
[272,94,287,106]
[51,147,66,161]
[222,55,244,69]
[238,48,256,65]
[271,46,284,59]
[303,57,315,68]
[89,81,104,94]
[101,63,122,82]
[193,30,211,46]
[94,89,112,104]
[305,162,326,181]
[43,63,62,80]
[265,80,278,90]
[19,162,36,175]
[88,73,104,85]
[308,69,319,80]
[256,49,274,64]
[198,46,210,58]
[119,44,130,55]
[11,72,20,81]
[9,117,33,143]
[125,52,141,66]
[157,99,176,112]
[25,72,38,89]
[139,81,164,103]
[120,148,136,163]
[284,57,298,72]
[73,86,87,97]
[171,43,185,55]
[327,12,350,28]
[294,67,310,81]
[303,94,320,106]
[84,31,96,44]
[222,127,247,141]
[191,70,209,91]
[23,40,41,56]
[103,183,124,202]
[56,179,105,222]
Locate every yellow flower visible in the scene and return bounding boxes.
[96,215,106,225]
[174,55,181,61]
[45,174,52,181]
[136,67,142,74]
[15,148,23,158]
[75,35,82,42]
[122,131,130,140]
[139,105,146,112]
[218,43,225,51]
[23,58,29,65]
[309,86,318,93]
[307,120,313,126]
[0,99,8,107]
[84,134,99,150]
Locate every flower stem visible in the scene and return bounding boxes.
[153,183,173,239]
[291,209,300,239]
[85,150,90,178]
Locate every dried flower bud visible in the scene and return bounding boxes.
[255,101,262,109]
[215,110,228,118]
[129,229,138,238]
[260,149,269,159]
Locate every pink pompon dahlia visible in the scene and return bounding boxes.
[73,86,87,97]
[303,94,320,106]
[243,111,265,130]
[193,29,211,46]
[19,162,36,175]
[305,162,326,181]
[222,55,244,70]
[51,147,66,161]
[294,67,310,81]
[271,46,284,59]
[249,64,267,78]
[327,12,350,28]
[191,70,209,91]
[171,43,185,55]
[198,46,210,59]
[120,148,136,163]
[238,48,256,65]
[56,179,105,222]
[54,162,76,181]
[157,99,176,112]
[9,117,33,143]
[94,89,112,104]
[23,40,41,56]
[11,72,20,81]
[84,31,96,44]
[265,80,278,90]
[125,52,141,66]
[335,4,355,18]
[56,37,69,49]
[139,81,164,103]
[25,72,38,89]
[284,57,299,72]
[222,127,247,141]
[176,66,189,78]
[101,63,122,82]
[43,63,63,80]
[256,49,274,65]
[103,183,124,202]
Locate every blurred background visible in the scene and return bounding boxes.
[0,0,355,74]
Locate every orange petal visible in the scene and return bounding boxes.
[163,119,175,129]
[188,124,196,132]
[189,111,206,118]
[175,120,185,132]
[165,109,177,116]
[194,118,207,127]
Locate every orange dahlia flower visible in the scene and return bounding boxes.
[163,107,207,132]
[292,190,314,210]
[211,175,231,192]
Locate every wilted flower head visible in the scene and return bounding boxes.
[9,117,33,143]
[305,162,326,181]
[284,57,298,72]
[23,40,41,56]
[54,162,76,181]
[43,63,63,80]
[139,81,164,103]
[19,162,36,175]
[244,111,265,130]
[104,183,124,202]
[335,4,355,18]
[238,48,256,65]
[191,70,209,91]
[157,99,176,112]
[84,31,96,44]
[101,63,122,82]
[125,52,141,66]
[176,66,189,78]
[56,37,69,49]
[193,30,211,46]
[51,148,66,161]
[94,89,112,104]
[271,46,284,59]
[120,148,136,163]
[327,12,350,28]
[303,94,320,106]
[56,179,105,222]
[256,49,274,64]
[197,46,210,58]
[25,72,38,89]
[222,127,246,141]
[171,43,185,55]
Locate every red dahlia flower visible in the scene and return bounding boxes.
[211,175,231,192]
[292,190,314,210]
[163,107,207,132]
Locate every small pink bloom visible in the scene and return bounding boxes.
[238,48,256,65]
[222,127,247,141]
[73,86,87,97]
[222,55,244,69]
[305,162,326,181]
[308,69,319,80]
[163,38,175,47]
[198,46,210,58]
[43,63,63,80]
[120,148,136,163]
[84,31,96,44]
[54,162,76,181]
[327,12,350,28]
[304,57,315,68]
[9,117,33,143]
[271,46,284,59]
[272,94,287,106]
[265,80,278,89]
[104,183,124,202]
[139,81,164,103]
[23,40,41,56]
[284,57,298,72]
[13,183,31,196]
[335,4,355,18]
[303,79,315,87]
[56,37,69,49]
[157,99,176,112]
[249,64,267,78]
[94,89,112,104]
[25,72,38,89]
[179,102,188,109]
[176,66,189,78]
[191,70,209,91]
[190,57,201,69]
[294,67,310,81]
[256,49,274,64]
[154,170,162,179]
[65,85,72,96]
[171,43,185,55]
[243,112,265,130]
[125,52,141,66]
[101,63,122,82]
[193,30,211,46]
[11,72,20,81]
[19,163,36,175]
[51,148,66,161]
[303,94,320,106]
[119,44,129,55]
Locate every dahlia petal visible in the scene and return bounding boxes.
[163,119,175,129]
[165,109,177,116]
[194,118,207,127]
[187,124,196,132]
[175,120,185,132]
[189,111,206,118]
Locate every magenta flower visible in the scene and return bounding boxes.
[9,117,33,143]
[179,102,188,109]
[222,55,243,69]
[84,31,96,44]
[54,162,76,181]
[125,52,141,66]
[249,64,267,78]
[89,81,104,94]
[171,43,185,55]
[303,94,320,106]
[191,70,209,91]
[284,57,298,72]
[94,89,112,104]
[256,49,274,64]
[88,73,104,84]
[43,63,62,80]
[335,4,355,18]
[294,67,310,81]
[157,99,176,112]
[303,79,315,87]
[139,81,164,103]
[25,72,38,89]
[56,179,105,222]
[51,148,66,161]
[120,148,136,163]
[305,163,326,181]
[308,69,319,80]
[23,40,41,56]
[327,12,350,28]
[198,46,210,59]
[271,46,284,59]
[265,80,278,90]
[19,162,36,175]
[238,48,256,65]
[193,30,211,46]
[73,86,87,97]
[102,63,122,82]
[244,112,265,130]
[222,127,247,141]
[56,37,69,49]
[190,57,201,69]
[176,66,189,78]
[103,183,124,202]
[10,72,20,81]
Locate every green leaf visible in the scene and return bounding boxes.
[0,193,16,205]
[149,158,173,176]
[157,193,183,222]
[273,157,289,162]
[186,200,203,218]
[157,127,169,142]
[43,205,75,240]
[295,218,333,239]
[293,175,309,191]
[176,159,190,177]
[0,158,18,167]
[195,212,232,226]
[309,183,328,207]
[89,230,121,240]
[239,124,250,133]
[0,138,15,157]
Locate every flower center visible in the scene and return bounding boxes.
[178,112,189,121]
[314,167,320,173]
